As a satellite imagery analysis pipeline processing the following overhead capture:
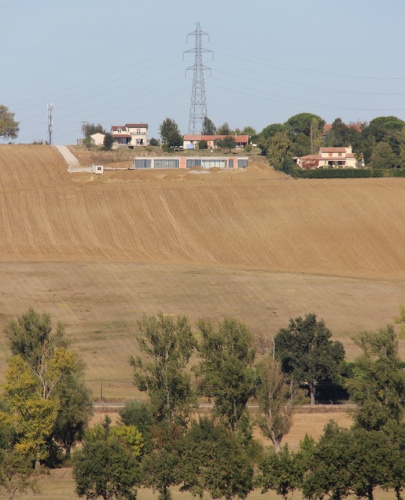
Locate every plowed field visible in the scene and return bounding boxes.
[1,145,405,277]
[0,144,405,398]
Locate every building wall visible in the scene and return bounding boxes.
[133,156,249,169]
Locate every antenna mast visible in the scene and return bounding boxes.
[184,23,212,135]
[47,104,53,145]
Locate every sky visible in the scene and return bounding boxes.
[2,0,405,145]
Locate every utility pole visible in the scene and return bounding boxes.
[184,22,212,135]
[47,104,53,145]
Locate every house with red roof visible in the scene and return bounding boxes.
[183,134,250,150]
[111,123,148,147]
[295,146,364,169]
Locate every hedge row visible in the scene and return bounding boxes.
[289,168,405,179]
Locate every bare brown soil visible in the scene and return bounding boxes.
[1,145,404,279]
[1,144,405,399]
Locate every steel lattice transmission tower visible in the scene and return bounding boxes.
[184,23,212,135]
[47,104,53,145]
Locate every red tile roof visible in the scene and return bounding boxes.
[322,123,362,134]
[320,147,347,153]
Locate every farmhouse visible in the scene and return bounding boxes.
[183,134,250,150]
[111,123,148,147]
[295,146,364,169]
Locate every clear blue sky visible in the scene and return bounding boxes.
[2,0,405,144]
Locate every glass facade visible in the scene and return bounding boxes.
[135,159,152,169]
[154,159,179,169]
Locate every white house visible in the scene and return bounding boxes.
[111,123,148,147]
[183,134,250,150]
[295,146,364,169]
[90,132,105,146]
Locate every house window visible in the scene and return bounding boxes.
[136,129,141,135]
[186,159,201,168]
[135,159,151,169]
[154,159,179,169]
[237,159,248,168]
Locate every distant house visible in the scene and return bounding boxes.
[77,132,105,146]
[90,133,105,146]
[183,134,250,150]
[111,123,148,147]
[295,146,364,169]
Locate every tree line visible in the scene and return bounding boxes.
[1,307,405,499]
[5,98,405,172]
[257,113,405,171]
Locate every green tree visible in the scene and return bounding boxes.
[241,125,256,136]
[73,417,141,500]
[129,313,197,428]
[177,417,254,500]
[198,139,208,149]
[202,116,216,135]
[195,318,256,431]
[258,124,288,155]
[257,444,302,500]
[330,118,362,151]
[266,131,292,170]
[149,137,160,146]
[367,116,405,143]
[310,117,323,154]
[0,105,19,141]
[216,136,236,152]
[256,356,304,451]
[274,313,345,405]
[119,400,154,452]
[347,325,405,431]
[82,136,95,148]
[81,122,105,137]
[394,305,405,338]
[304,422,395,500]
[303,421,353,500]
[0,449,38,500]
[3,308,89,465]
[370,141,398,168]
[103,133,114,151]
[348,428,393,500]
[141,446,179,500]
[159,118,183,148]
[285,113,325,138]
[52,372,93,459]
[5,308,70,400]
[216,122,232,135]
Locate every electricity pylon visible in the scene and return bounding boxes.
[184,23,212,135]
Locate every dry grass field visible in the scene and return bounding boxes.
[0,144,404,498]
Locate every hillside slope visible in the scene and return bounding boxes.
[1,145,404,279]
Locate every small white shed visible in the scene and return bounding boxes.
[92,164,103,174]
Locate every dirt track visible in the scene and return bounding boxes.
[1,145,404,279]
